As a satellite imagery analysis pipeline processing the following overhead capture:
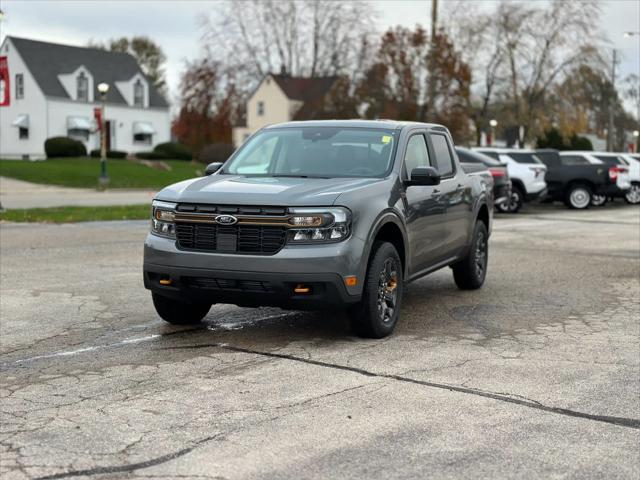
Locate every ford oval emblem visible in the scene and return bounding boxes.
[215,214,238,225]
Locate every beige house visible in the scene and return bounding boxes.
[232,73,339,147]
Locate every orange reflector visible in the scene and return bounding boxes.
[294,284,311,294]
[345,276,357,287]
[159,278,172,286]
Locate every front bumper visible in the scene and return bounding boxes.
[143,233,366,309]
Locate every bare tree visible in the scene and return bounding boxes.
[199,0,377,82]
[497,0,603,145]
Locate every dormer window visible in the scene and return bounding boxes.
[77,72,88,102]
[133,79,144,107]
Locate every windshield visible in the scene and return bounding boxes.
[223,127,397,178]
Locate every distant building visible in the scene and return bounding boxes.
[0,36,170,159]
[232,73,339,147]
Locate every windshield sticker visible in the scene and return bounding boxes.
[381,135,392,144]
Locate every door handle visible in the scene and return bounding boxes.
[457,183,463,188]
[432,189,441,194]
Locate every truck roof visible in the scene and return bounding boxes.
[264,119,449,132]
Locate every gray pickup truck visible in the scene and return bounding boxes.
[144,120,494,338]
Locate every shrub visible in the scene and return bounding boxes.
[536,128,593,151]
[44,137,87,158]
[199,143,235,164]
[568,134,593,151]
[136,151,169,160]
[89,149,127,159]
[153,142,192,161]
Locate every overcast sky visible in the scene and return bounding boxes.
[1,0,638,112]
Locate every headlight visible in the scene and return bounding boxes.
[287,207,351,244]
[151,200,177,238]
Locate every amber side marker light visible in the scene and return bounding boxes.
[294,284,311,294]
[159,278,172,286]
[345,276,357,287]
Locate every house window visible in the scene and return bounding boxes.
[19,127,28,139]
[77,72,89,102]
[133,79,144,107]
[15,74,24,99]
[257,101,265,116]
[133,133,152,144]
[68,128,89,142]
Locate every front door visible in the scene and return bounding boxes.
[401,132,446,277]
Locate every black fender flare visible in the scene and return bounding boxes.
[360,210,410,278]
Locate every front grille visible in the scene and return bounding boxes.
[174,203,289,254]
[183,276,274,293]
[175,222,287,254]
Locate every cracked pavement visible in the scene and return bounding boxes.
[1,204,639,479]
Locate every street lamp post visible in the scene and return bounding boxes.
[489,119,498,147]
[97,82,110,188]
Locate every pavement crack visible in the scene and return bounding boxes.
[161,342,640,431]
[33,433,224,480]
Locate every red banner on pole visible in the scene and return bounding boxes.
[0,56,10,107]
[94,107,102,131]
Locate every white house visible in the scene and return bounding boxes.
[232,73,339,147]
[0,36,170,159]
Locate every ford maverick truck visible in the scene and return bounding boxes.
[144,120,493,338]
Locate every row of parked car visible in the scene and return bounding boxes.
[456,147,639,211]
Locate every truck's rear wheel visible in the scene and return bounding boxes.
[452,221,488,290]
[565,184,592,209]
[497,185,523,213]
[348,241,403,339]
[152,293,211,325]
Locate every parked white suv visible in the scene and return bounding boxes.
[618,153,640,204]
[558,151,634,205]
[474,148,547,213]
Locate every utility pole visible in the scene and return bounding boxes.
[606,49,617,152]
[422,0,438,121]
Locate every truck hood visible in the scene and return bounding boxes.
[155,174,384,206]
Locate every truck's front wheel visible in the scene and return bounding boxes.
[348,241,403,339]
[152,293,211,325]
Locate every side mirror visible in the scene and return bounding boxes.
[205,162,224,175]
[406,166,440,186]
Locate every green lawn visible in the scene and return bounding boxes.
[0,157,204,189]
[0,204,151,223]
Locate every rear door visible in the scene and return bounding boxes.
[427,132,469,259]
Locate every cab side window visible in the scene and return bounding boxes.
[429,133,454,177]
[404,134,431,178]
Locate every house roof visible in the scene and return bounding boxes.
[271,74,339,102]
[8,36,168,108]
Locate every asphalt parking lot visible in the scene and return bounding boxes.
[1,204,639,480]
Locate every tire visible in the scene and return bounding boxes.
[452,221,489,290]
[347,241,403,339]
[625,183,640,205]
[496,185,523,213]
[152,293,211,325]
[591,194,607,206]
[564,184,592,209]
